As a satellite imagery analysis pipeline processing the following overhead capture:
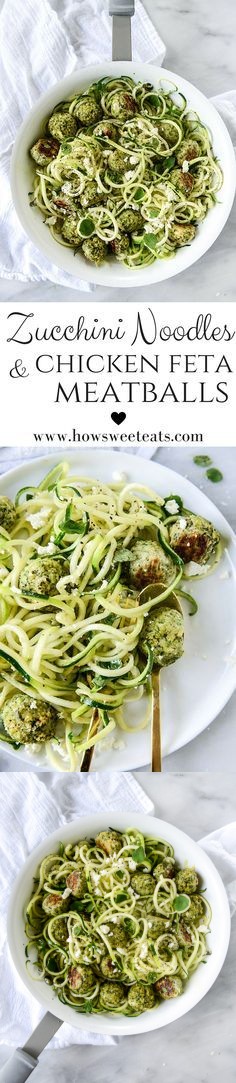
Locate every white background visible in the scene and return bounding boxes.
[1,302,236,445]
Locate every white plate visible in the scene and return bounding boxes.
[11,62,236,288]
[7,812,231,1035]
[0,449,236,771]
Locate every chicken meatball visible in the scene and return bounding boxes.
[95,830,122,857]
[186,896,205,926]
[170,168,194,196]
[168,222,196,246]
[68,965,95,993]
[100,955,121,980]
[82,236,107,265]
[99,982,125,1009]
[48,917,68,945]
[109,92,136,119]
[19,556,68,597]
[175,867,199,894]
[140,608,184,668]
[118,208,143,233]
[30,137,60,167]
[61,216,83,245]
[128,538,176,590]
[147,917,169,938]
[66,866,87,898]
[158,121,180,147]
[42,893,67,916]
[177,139,200,166]
[168,513,220,565]
[155,976,183,999]
[110,233,130,258]
[108,150,129,174]
[0,496,17,532]
[176,921,193,948]
[48,112,78,141]
[80,183,103,209]
[107,925,129,949]
[127,983,155,1012]
[93,121,118,140]
[73,97,102,125]
[153,859,176,881]
[2,694,58,744]
[131,873,154,897]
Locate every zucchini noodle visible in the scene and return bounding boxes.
[0,462,222,769]
[25,827,211,1016]
[29,75,223,268]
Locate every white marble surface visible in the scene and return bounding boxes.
[0,0,236,302]
[0,445,235,773]
[0,772,235,1080]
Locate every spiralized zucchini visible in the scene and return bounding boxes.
[29,75,223,268]
[0,462,222,769]
[25,827,211,1016]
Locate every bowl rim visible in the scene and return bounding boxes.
[10,60,236,288]
[7,811,231,1035]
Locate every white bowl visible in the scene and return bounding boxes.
[7,812,230,1035]
[11,62,236,288]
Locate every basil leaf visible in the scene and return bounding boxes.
[193,455,212,466]
[132,846,146,864]
[206,467,223,483]
[164,155,176,170]
[173,894,190,913]
[133,187,146,203]
[79,217,95,238]
[143,233,159,252]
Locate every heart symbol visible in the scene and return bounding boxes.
[111,412,126,426]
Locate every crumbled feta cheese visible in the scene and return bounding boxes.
[0,566,8,577]
[129,155,138,165]
[125,170,135,180]
[62,887,71,900]
[37,542,56,555]
[112,471,127,483]
[182,160,189,173]
[185,561,209,577]
[139,942,148,959]
[100,925,110,934]
[164,499,180,515]
[26,509,50,528]
[128,858,137,871]
[29,700,37,710]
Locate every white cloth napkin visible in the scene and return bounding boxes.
[0,772,153,1050]
[0,0,165,290]
[211,91,236,151]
